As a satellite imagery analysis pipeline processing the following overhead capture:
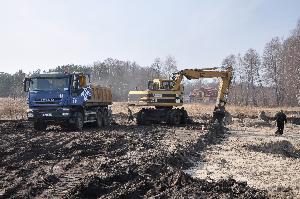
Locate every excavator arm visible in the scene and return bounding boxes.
[173,66,233,108]
[172,66,233,123]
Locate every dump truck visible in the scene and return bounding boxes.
[128,66,233,125]
[23,72,112,131]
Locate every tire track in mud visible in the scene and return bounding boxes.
[0,121,268,198]
[0,123,84,198]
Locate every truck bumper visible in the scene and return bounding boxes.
[27,108,71,122]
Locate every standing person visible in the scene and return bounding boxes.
[275,110,288,135]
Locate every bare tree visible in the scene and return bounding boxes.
[243,48,261,106]
[292,19,300,36]
[262,37,285,105]
[162,55,178,79]
[150,57,163,78]
[222,54,236,68]
[282,34,300,106]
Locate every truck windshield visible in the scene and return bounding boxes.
[29,77,69,91]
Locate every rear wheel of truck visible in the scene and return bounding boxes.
[33,121,47,131]
[74,112,84,131]
[95,110,103,128]
[102,109,109,126]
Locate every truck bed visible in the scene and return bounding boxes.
[86,85,112,106]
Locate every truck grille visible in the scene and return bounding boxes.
[35,101,60,104]
[34,98,62,105]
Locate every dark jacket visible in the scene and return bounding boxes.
[275,112,287,124]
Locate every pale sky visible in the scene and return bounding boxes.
[0,0,299,74]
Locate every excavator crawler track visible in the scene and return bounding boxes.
[136,108,190,125]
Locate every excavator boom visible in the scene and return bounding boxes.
[173,66,233,109]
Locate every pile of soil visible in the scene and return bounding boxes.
[0,119,267,198]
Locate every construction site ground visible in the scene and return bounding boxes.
[186,118,300,199]
[0,102,299,198]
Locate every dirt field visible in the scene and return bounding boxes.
[186,120,300,199]
[0,101,299,198]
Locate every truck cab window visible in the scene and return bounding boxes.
[30,78,69,91]
[79,75,87,87]
[72,75,85,96]
[37,79,50,90]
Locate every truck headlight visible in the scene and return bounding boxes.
[62,113,69,116]
[28,113,34,118]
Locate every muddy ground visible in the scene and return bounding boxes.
[0,113,270,199]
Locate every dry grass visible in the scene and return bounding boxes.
[225,105,300,118]
[0,99,299,120]
[0,98,27,120]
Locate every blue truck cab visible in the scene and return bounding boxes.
[23,72,112,131]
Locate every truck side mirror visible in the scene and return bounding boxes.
[72,80,78,91]
[23,78,30,92]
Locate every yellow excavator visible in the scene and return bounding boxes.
[128,66,233,125]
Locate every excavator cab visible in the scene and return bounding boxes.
[161,80,175,90]
[147,80,159,90]
[148,79,176,90]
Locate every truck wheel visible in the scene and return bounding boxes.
[102,109,110,126]
[95,111,103,128]
[33,121,47,131]
[74,112,84,131]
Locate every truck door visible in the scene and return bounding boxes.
[71,74,91,103]
[72,74,86,97]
